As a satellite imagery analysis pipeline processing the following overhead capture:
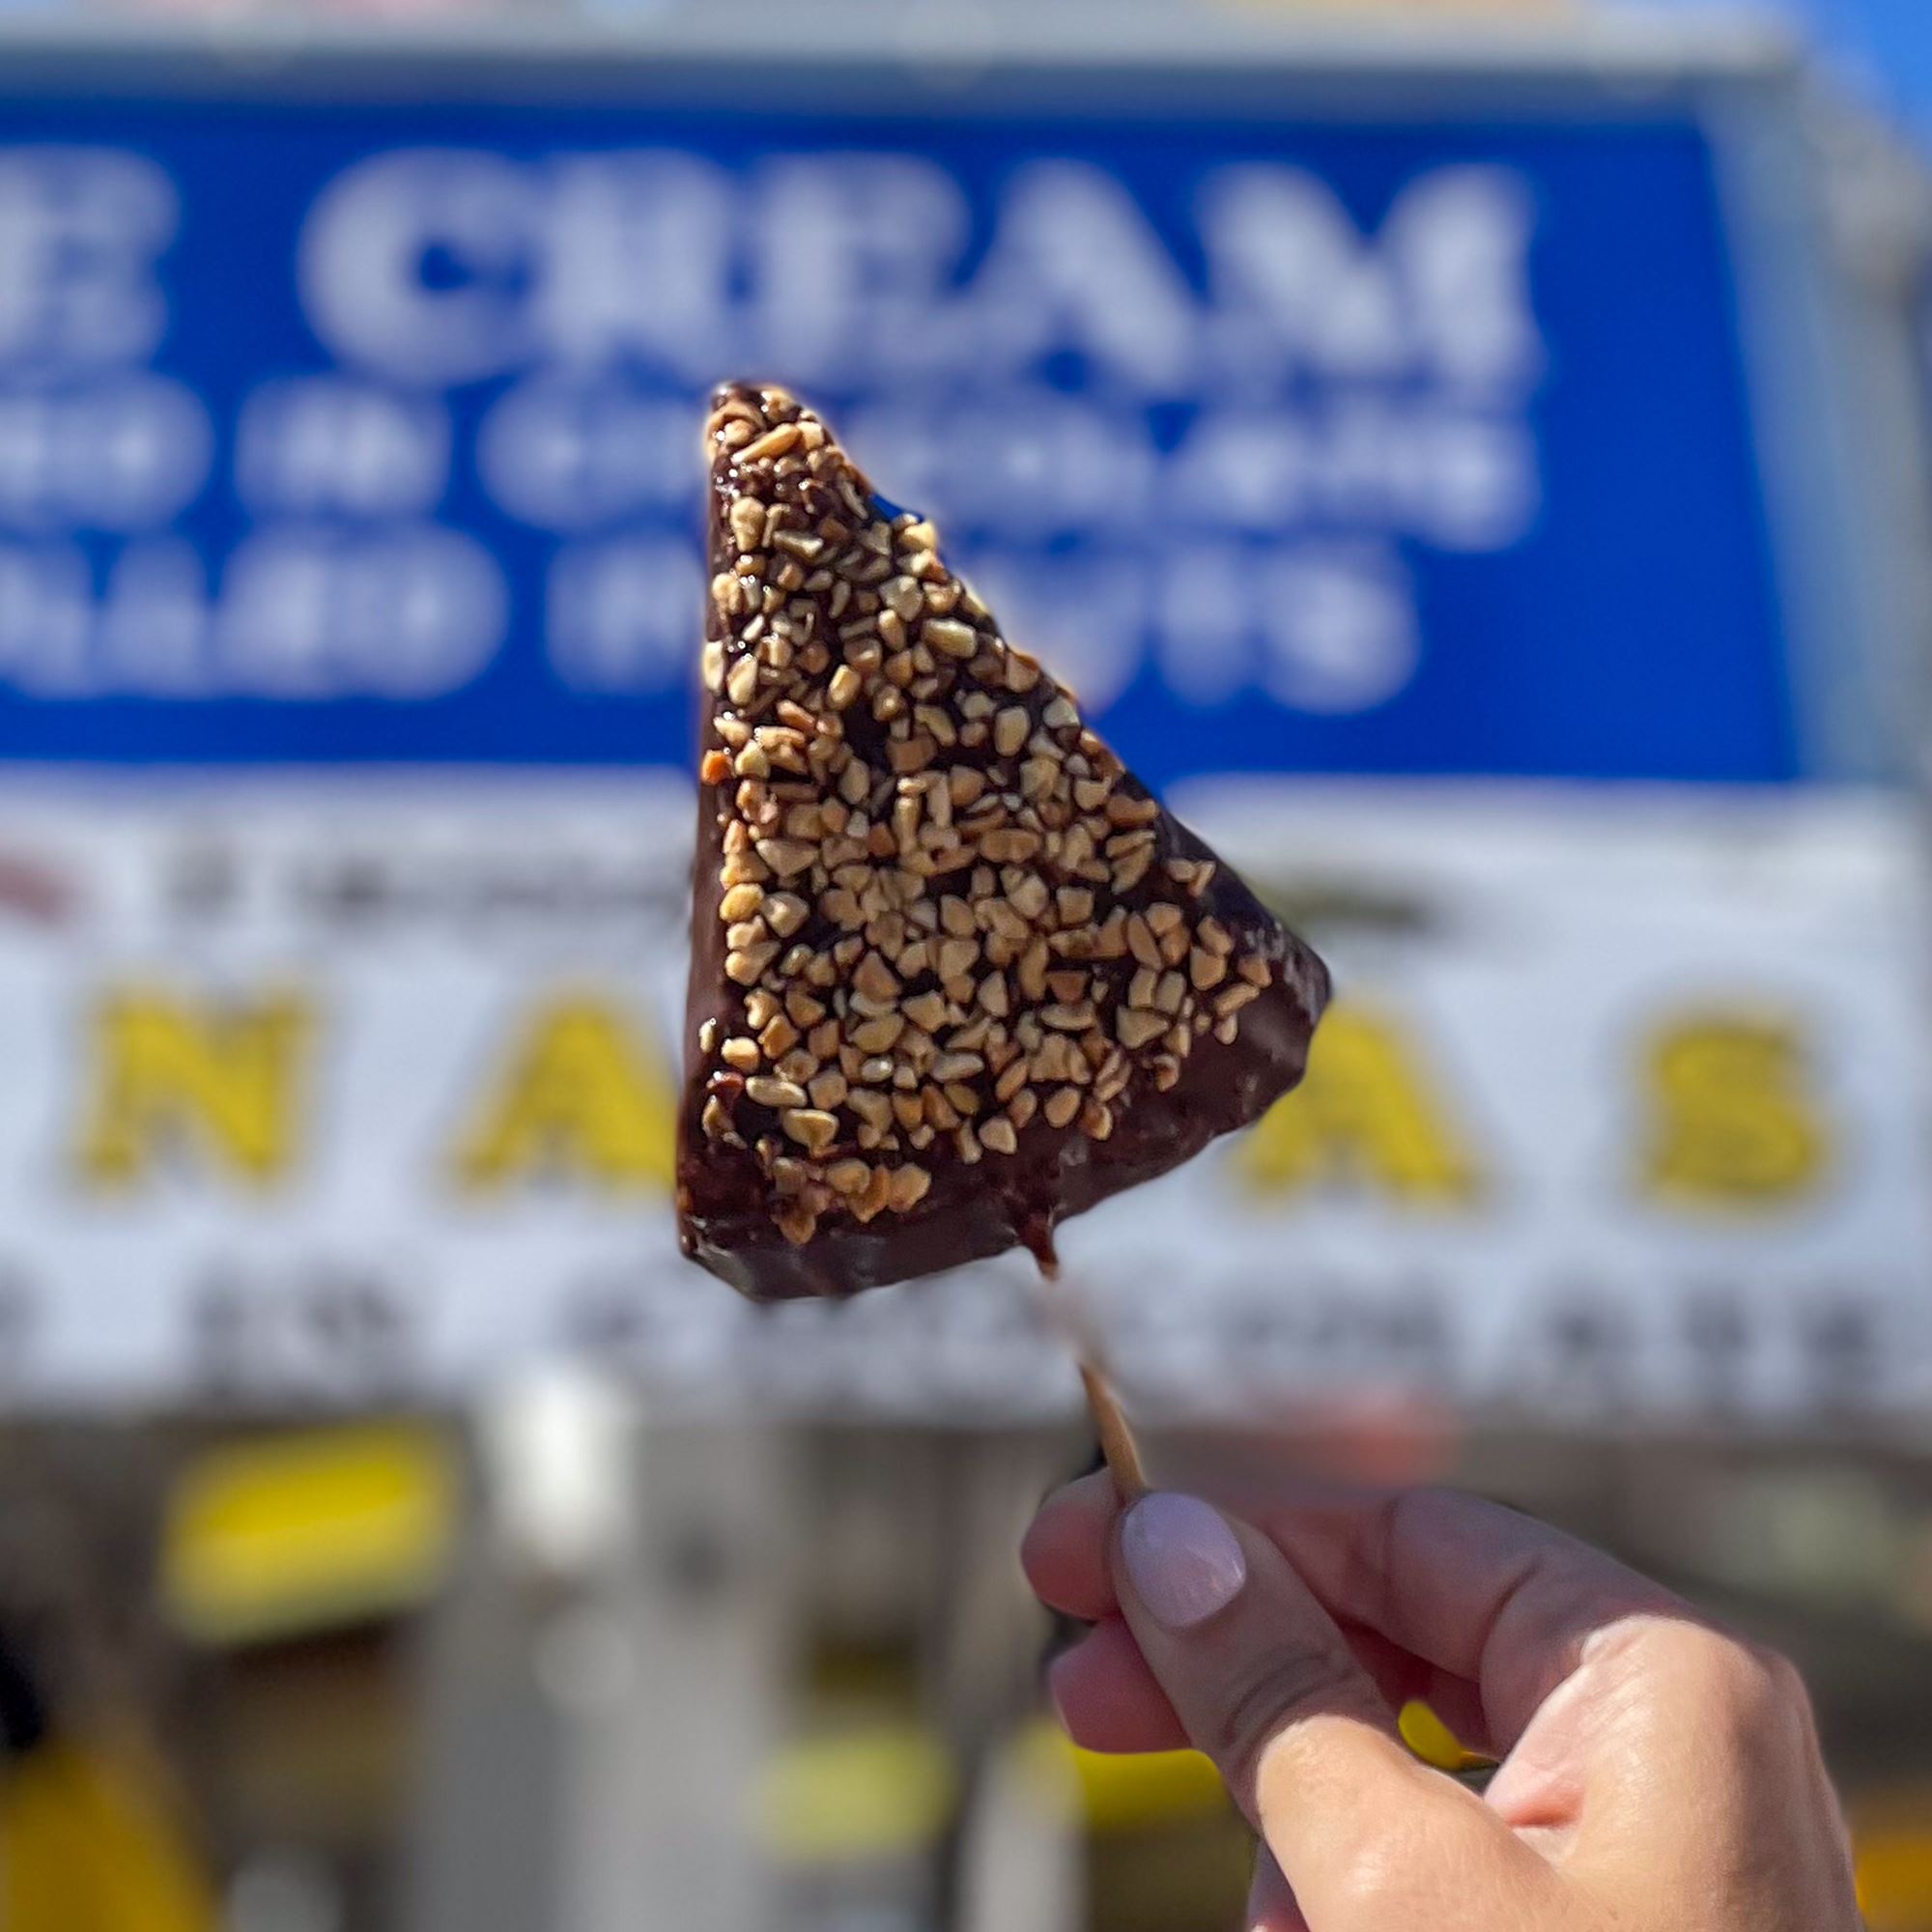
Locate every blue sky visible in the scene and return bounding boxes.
[1624,0,1932,143]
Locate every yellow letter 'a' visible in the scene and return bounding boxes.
[453,998,674,1192]
[1240,1004,1481,1204]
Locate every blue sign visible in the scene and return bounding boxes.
[0,83,1795,784]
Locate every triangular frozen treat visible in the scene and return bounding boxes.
[677,383,1329,1299]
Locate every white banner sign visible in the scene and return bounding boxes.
[1,774,1927,1426]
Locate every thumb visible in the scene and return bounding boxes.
[1110,1492,1553,1929]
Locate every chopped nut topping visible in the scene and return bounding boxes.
[851,1013,906,1055]
[1190,948,1229,991]
[923,617,978,658]
[695,382,1284,1239]
[854,1171,893,1220]
[741,422,801,464]
[781,1108,839,1153]
[935,936,980,980]
[853,952,900,1003]
[903,990,949,1033]
[725,943,781,985]
[980,829,1041,864]
[765,894,810,938]
[725,655,760,708]
[746,1075,807,1110]
[1040,1002,1095,1032]
[888,1165,933,1211]
[755,838,815,878]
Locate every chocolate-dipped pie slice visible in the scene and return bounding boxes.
[678,383,1329,1300]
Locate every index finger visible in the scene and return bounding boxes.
[1021,1468,1122,1622]
[1262,1486,1688,1743]
[1022,1473,1685,1746]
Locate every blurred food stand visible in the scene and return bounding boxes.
[1,5,1931,1928]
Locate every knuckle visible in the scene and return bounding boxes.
[1326,1809,1523,1927]
[1216,1641,1367,1788]
[1328,1840,1407,1920]
[1753,1644,1810,1709]
[1323,1817,1458,1921]
[1374,1489,1461,1611]
[1706,1631,1789,1703]
[1662,1624,1810,1725]
[1725,1641,1812,1732]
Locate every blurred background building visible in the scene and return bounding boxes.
[1,0,1932,1928]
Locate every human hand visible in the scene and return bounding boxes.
[1022,1473,1859,1931]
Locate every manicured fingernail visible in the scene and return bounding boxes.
[1120,1492,1247,1630]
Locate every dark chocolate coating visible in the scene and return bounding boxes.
[680,807,1327,1299]
[676,382,1329,1300]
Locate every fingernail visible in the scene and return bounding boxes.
[1119,1492,1247,1630]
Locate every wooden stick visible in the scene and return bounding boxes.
[1078,1358,1149,1502]
[1027,1253,1150,1499]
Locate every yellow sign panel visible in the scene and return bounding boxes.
[1853,1790,1932,1932]
[0,1738,216,1932]
[1009,1721,1229,1834]
[162,1423,456,1645]
[757,1725,957,1864]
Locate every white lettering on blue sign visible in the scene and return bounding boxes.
[1201,165,1541,394]
[0,139,1547,715]
[0,377,211,532]
[476,381,690,530]
[235,379,452,520]
[0,526,506,697]
[0,150,176,370]
[294,150,1538,395]
[547,534,701,692]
